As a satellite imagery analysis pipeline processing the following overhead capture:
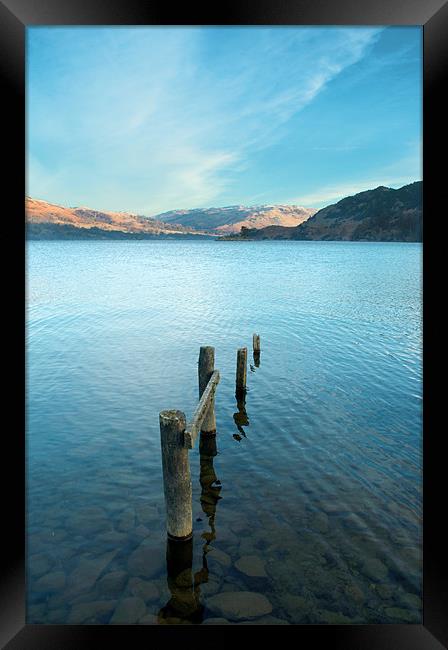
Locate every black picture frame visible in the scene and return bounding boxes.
[2,0,446,647]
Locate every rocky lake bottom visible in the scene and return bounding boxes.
[27,240,422,625]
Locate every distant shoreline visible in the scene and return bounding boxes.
[27,236,422,244]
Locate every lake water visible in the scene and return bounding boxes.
[26,240,422,625]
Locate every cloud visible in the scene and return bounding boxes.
[28,26,390,213]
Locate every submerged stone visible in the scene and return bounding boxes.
[127,542,165,578]
[279,593,310,621]
[199,580,221,597]
[237,616,290,625]
[135,503,158,526]
[138,613,158,624]
[206,548,232,568]
[384,607,420,623]
[362,558,388,582]
[67,599,118,624]
[318,609,352,624]
[202,617,230,625]
[116,508,136,532]
[67,550,119,596]
[398,592,422,609]
[45,607,68,624]
[110,597,146,624]
[27,603,47,622]
[34,570,66,592]
[93,530,128,551]
[67,506,111,535]
[29,554,53,579]
[206,591,272,620]
[96,570,128,598]
[128,577,160,602]
[234,555,267,578]
[310,512,329,534]
[344,583,365,604]
[376,583,394,599]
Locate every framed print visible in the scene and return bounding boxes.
[1,0,446,647]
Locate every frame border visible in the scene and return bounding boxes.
[2,0,446,647]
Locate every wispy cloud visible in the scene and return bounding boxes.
[27,26,421,213]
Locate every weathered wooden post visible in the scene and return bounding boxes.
[198,346,216,434]
[159,410,193,541]
[236,347,247,395]
[253,333,260,353]
[253,333,261,368]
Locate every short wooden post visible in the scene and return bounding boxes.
[253,333,260,353]
[198,346,216,434]
[160,410,193,540]
[253,333,261,368]
[236,347,247,395]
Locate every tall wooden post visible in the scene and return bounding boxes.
[198,346,216,434]
[236,347,247,395]
[159,410,193,540]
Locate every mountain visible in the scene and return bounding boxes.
[26,197,214,239]
[231,182,422,242]
[153,204,317,234]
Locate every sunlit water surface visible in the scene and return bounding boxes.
[27,240,422,625]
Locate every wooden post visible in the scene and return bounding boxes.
[253,333,261,368]
[253,333,260,353]
[236,347,247,395]
[159,410,193,541]
[198,346,216,434]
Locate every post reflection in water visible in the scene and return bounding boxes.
[253,349,261,368]
[158,432,222,624]
[198,433,222,546]
[233,393,249,441]
[157,536,203,624]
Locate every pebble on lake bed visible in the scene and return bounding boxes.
[234,555,267,577]
[128,577,160,602]
[202,617,231,625]
[110,597,146,624]
[67,550,119,597]
[384,606,421,623]
[309,512,329,534]
[34,571,66,592]
[67,599,118,624]
[206,547,232,568]
[138,613,159,624]
[29,553,53,578]
[236,616,290,625]
[362,558,388,582]
[205,591,272,621]
[127,541,165,578]
[96,570,128,598]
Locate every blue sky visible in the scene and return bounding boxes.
[27,26,422,215]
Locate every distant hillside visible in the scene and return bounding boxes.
[231,182,422,242]
[154,204,316,233]
[26,223,213,240]
[26,197,213,239]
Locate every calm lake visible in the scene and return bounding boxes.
[26,240,422,625]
